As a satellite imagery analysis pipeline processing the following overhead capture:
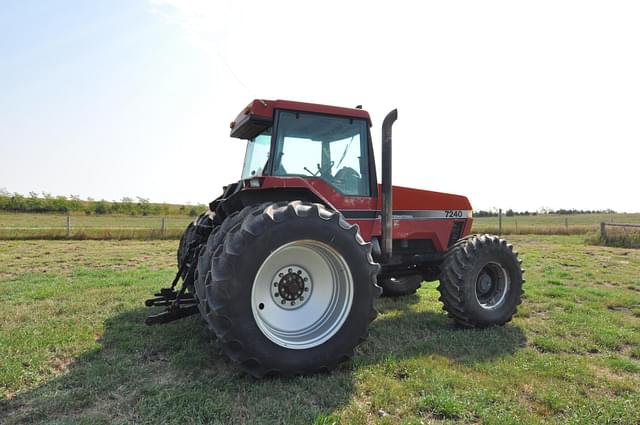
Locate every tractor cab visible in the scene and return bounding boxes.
[233,100,376,197]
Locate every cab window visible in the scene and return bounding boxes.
[273,111,370,196]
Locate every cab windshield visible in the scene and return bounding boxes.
[272,111,370,196]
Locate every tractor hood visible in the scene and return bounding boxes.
[380,185,473,213]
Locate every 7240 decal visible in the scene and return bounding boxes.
[445,210,463,218]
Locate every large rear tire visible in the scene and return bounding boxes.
[437,234,524,328]
[194,205,266,330]
[200,201,380,377]
[177,211,215,280]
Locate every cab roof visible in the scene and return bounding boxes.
[230,99,372,139]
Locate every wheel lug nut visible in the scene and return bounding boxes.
[281,300,286,305]
[299,296,304,301]
[288,268,292,273]
[274,282,278,286]
[303,277,308,282]
[279,273,283,277]
[304,287,309,292]
[291,301,295,306]
[274,293,279,297]
[297,270,302,274]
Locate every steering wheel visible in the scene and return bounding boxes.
[304,162,335,177]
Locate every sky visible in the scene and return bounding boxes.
[1,0,639,212]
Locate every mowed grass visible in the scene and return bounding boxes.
[1,236,639,424]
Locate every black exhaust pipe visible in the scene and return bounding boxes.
[381,109,397,262]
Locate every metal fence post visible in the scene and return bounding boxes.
[565,217,569,234]
[161,217,166,236]
[66,215,71,238]
[600,222,606,242]
[498,209,502,236]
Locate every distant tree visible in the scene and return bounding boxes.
[94,200,111,215]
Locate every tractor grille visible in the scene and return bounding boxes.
[448,221,465,247]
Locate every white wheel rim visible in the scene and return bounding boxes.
[251,240,354,349]
[475,261,510,310]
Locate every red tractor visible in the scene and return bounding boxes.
[145,99,524,377]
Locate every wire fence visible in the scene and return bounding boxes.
[0,213,194,240]
[472,210,640,236]
[2,211,640,241]
[600,222,640,248]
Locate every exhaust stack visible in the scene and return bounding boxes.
[381,109,397,262]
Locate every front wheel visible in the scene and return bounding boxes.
[201,201,380,377]
[437,234,524,328]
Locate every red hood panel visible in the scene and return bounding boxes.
[380,185,472,211]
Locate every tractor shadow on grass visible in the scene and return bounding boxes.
[3,296,526,425]
[363,292,528,366]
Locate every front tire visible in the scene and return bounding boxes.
[202,201,380,377]
[438,234,524,328]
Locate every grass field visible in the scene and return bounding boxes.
[2,212,640,240]
[1,236,639,424]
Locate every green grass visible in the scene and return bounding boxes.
[1,236,640,424]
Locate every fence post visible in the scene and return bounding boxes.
[66,215,71,238]
[600,222,607,242]
[161,217,166,237]
[498,209,502,236]
[565,217,569,234]
[515,218,518,234]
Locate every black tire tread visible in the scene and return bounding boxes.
[203,201,380,378]
[194,205,268,329]
[437,234,524,328]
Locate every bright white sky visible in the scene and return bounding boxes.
[1,1,638,212]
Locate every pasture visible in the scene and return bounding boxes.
[1,236,639,424]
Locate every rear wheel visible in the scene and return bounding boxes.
[177,211,215,280]
[437,234,524,327]
[194,206,266,329]
[200,201,380,377]
[378,275,423,297]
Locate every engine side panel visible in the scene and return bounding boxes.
[240,176,473,252]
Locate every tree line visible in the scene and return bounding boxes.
[473,208,617,217]
[0,190,206,216]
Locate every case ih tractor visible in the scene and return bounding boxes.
[145,99,524,377]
